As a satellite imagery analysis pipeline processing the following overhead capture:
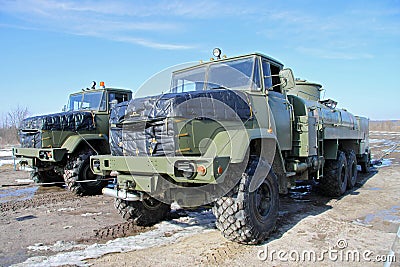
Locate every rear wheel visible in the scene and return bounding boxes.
[319,151,348,197]
[63,149,108,196]
[213,157,279,244]
[345,150,357,189]
[114,198,170,226]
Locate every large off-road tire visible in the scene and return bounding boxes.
[212,157,279,244]
[31,169,64,186]
[114,198,171,226]
[345,150,358,189]
[63,149,108,196]
[319,151,348,197]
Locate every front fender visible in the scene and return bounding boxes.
[206,128,279,164]
[61,134,108,153]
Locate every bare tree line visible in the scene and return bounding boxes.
[369,120,400,132]
[0,105,30,146]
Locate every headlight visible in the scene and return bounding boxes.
[92,160,101,170]
[175,161,197,179]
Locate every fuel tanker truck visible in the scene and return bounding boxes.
[90,49,370,244]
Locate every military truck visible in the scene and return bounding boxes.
[13,82,132,195]
[90,50,370,244]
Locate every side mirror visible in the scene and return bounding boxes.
[279,68,295,91]
[62,105,67,112]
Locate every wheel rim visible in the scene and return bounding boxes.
[254,182,272,222]
[81,164,103,187]
[142,198,163,210]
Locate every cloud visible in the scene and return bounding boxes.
[0,0,201,50]
[105,36,194,50]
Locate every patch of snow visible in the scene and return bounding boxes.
[352,219,372,228]
[28,241,87,252]
[374,158,392,168]
[370,131,400,135]
[81,212,102,217]
[0,149,12,157]
[171,201,181,210]
[369,139,386,144]
[18,165,34,171]
[57,207,76,212]
[15,210,216,267]
[0,159,19,167]
[16,179,34,184]
[0,187,38,203]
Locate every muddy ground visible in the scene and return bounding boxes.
[1,131,399,266]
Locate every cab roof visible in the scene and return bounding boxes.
[70,88,132,96]
[173,52,284,74]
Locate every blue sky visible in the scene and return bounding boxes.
[0,0,399,120]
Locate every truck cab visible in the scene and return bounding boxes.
[13,83,132,195]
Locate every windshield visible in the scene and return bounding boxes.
[170,56,260,93]
[68,91,106,111]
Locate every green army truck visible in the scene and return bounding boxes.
[13,82,132,195]
[90,50,370,244]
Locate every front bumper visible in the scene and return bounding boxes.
[13,147,68,163]
[90,155,230,191]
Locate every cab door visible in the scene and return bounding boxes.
[268,92,292,150]
[262,60,292,150]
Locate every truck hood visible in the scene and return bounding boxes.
[112,89,252,125]
[20,111,96,131]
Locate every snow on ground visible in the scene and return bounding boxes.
[0,159,12,167]
[0,187,38,204]
[369,138,387,144]
[369,139,398,148]
[0,148,18,167]
[0,149,13,157]
[369,131,400,136]
[374,158,393,168]
[14,209,216,267]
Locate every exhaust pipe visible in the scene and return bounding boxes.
[102,187,141,201]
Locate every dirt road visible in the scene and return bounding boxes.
[1,131,399,266]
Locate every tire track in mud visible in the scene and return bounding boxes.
[0,188,77,212]
[80,209,188,243]
[0,190,72,212]
[85,222,154,243]
[198,240,244,266]
[0,186,158,245]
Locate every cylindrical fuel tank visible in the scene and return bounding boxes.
[317,104,357,129]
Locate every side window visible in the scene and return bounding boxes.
[109,93,129,104]
[252,59,261,91]
[270,64,281,90]
[262,60,272,90]
[263,60,282,93]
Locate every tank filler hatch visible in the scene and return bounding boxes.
[287,79,323,101]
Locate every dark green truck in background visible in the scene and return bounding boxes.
[13,82,132,195]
